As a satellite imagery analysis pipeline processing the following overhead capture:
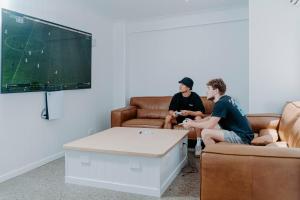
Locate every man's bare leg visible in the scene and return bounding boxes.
[194,116,203,156]
[194,116,203,137]
[201,129,225,146]
[164,114,174,129]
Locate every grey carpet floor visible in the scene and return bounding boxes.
[0,152,200,200]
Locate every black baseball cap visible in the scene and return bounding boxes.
[179,77,194,90]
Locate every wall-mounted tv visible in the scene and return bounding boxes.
[1,9,92,93]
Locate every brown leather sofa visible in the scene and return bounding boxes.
[201,101,300,200]
[111,96,214,139]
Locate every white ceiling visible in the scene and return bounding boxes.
[82,0,249,20]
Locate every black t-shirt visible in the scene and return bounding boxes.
[211,95,254,144]
[169,92,205,123]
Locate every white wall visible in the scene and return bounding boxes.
[0,0,114,182]
[112,22,127,108]
[249,0,300,113]
[113,7,249,112]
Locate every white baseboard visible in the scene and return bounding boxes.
[0,151,64,183]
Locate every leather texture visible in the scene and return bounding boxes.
[251,129,279,145]
[111,106,137,127]
[130,96,171,110]
[203,144,300,158]
[137,109,169,119]
[266,141,288,148]
[121,118,165,129]
[246,113,281,133]
[201,147,300,200]
[278,101,300,148]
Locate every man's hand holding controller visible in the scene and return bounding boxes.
[183,118,191,123]
[178,118,192,126]
[174,111,182,117]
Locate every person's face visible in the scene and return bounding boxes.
[206,85,218,100]
[179,83,190,93]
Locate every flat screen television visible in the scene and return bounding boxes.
[1,9,92,93]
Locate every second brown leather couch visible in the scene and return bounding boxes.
[200,101,300,200]
[111,96,214,139]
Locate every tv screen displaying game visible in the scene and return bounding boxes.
[1,9,92,93]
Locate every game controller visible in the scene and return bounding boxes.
[174,111,182,116]
[178,118,191,125]
[183,118,191,123]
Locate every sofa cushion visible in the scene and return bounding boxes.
[251,129,278,146]
[246,114,281,133]
[278,101,300,148]
[251,135,275,146]
[122,119,165,129]
[130,96,171,110]
[203,144,300,158]
[137,109,168,119]
[266,141,288,148]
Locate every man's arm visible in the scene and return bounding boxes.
[181,110,205,118]
[168,94,179,117]
[183,116,220,129]
[196,116,211,122]
[168,110,176,117]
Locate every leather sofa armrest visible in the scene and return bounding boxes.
[111,106,137,127]
[201,144,300,200]
[246,113,281,132]
[203,144,300,158]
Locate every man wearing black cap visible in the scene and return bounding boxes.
[164,77,205,155]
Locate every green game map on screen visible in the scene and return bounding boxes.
[1,9,92,93]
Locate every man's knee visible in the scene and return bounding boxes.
[201,129,211,139]
[201,129,218,139]
[165,114,173,122]
[202,129,225,142]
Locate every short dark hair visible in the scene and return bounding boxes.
[206,78,226,95]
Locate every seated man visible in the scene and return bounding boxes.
[164,77,205,155]
[183,78,254,152]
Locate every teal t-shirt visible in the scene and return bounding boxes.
[212,95,254,144]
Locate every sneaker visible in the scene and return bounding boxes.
[195,143,202,157]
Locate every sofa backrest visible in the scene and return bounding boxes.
[278,101,300,148]
[130,96,214,119]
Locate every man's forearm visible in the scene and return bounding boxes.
[197,116,210,122]
[189,111,204,117]
[189,117,218,129]
[190,120,211,129]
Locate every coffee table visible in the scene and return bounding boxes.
[63,127,189,197]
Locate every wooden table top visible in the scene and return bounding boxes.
[63,127,189,157]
